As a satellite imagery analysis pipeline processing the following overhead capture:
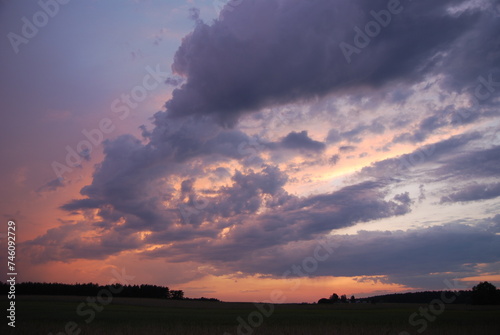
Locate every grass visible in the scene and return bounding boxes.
[1,295,499,334]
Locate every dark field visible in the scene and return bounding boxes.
[2,296,499,334]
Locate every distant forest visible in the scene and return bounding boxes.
[318,282,500,305]
[0,281,218,301]
[3,281,499,305]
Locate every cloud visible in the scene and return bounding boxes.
[60,198,105,211]
[392,104,497,145]
[430,145,500,181]
[326,129,342,144]
[357,134,500,209]
[142,181,413,263]
[393,112,450,144]
[24,221,144,264]
[329,154,340,165]
[197,220,500,288]
[36,178,65,193]
[336,119,387,144]
[189,165,290,222]
[27,175,414,265]
[166,0,498,126]
[440,182,500,204]
[339,145,356,153]
[279,131,325,152]
[52,0,497,243]
[358,132,483,180]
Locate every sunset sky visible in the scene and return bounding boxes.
[1,0,500,303]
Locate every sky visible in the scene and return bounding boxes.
[1,0,500,303]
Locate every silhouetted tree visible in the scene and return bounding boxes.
[472,282,499,305]
[329,293,339,303]
[171,290,184,300]
[340,294,347,303]
[350,295,356,303]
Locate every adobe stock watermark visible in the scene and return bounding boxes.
[398,279,467,335]
[7,0,71,55]
[51,64,170,181]
[47,268,135,335]
[223,237,339,335]
[340,0,406,64]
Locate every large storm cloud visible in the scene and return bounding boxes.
[24,0,500,289]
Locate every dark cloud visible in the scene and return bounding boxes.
[210,167,231,182]
[358,132,482,180]
[203,165,290,219]
[358,134,500,211]
[60,198,105,211]
[329,154,340,165]
[392,105,494,144]
[326,119,387,145]
[143,180,413,262]
[340,119,387,143]
[339,145,356,153]
[440,182,500,204]
[430,145,500,181]
[166,0,497,126]
[341,127,365,144]
[36,178,65,193]
[326,129,342,144]
[28,175,413,264]
[393,112,449,144]
[24,222,144,264]
[181,178,195,194]
[57,117,268,231]
[280,131,325,152]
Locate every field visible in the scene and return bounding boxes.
[1,296,500,334]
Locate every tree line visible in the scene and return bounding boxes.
[318,293,356,304]
[318,282,500,305]
[0,281,185,300]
